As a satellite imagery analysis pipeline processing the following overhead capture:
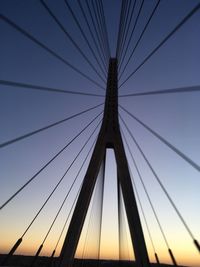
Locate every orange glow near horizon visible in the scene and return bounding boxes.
[1,230,200,267]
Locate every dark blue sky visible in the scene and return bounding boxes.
[0,0,200,265]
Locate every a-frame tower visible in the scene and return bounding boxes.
[59,58,150,267]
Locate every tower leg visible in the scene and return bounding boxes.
[59,135,106,267]
[114,136,150,267]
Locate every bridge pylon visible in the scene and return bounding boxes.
[59,58,150,267]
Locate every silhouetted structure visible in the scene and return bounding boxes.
[59,58,150,267]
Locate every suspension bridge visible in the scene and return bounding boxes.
[0,1,200,267]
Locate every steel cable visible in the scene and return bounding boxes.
[119,3,200,88]
[0,13,104,90]
[0,111,103,210]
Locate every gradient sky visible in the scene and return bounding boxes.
[0,1,200,266]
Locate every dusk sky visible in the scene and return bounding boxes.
[0,1,200,266]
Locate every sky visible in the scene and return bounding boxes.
[0,0,200,266]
